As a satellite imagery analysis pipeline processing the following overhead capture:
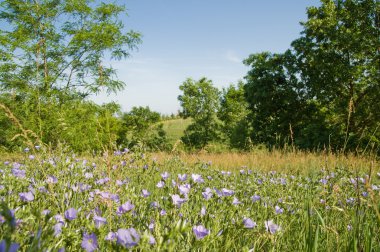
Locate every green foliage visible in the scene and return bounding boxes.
[0,0,141,151]
[0,92,122,153]
[118,106,170,151]
[178,78,221,149]
[218,81,251,149]
[243,51,309,148]
[243,0,380,152]
[0,0,141,96]
[291,0,380,151]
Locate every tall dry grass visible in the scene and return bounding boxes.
[152,149,379,174]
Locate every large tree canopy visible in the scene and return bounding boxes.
[0,0,141,96]
[0,0,141,151]
[243,0,380,151]
[291,0,380,150]
[178,78,221,149]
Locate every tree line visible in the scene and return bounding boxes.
[0,0,379,153]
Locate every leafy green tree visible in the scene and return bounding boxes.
[0,0,141,150]
[218,81,251,149]
[118,106,169,151]
[243,51,308,148]
[291,0,380,150]
[178,77,221,149]
[0,0,141,96]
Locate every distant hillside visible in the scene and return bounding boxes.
[161,118,192,145]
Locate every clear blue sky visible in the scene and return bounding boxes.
[91,0,321,115]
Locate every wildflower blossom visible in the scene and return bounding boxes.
[81,233,98,252]
[19,192,34,202]
[193,225,210,240]
[161,172,170,180]
[171,194,186,207]
[265,220,281,234]
[64,208,78,221]
[117,201,135,215]
[243,218,257,229]
[192,174,204,183]
[116,228,140,248]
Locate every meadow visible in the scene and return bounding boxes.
[1,146,379,251]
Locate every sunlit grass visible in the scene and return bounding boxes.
[153,149,378,174]
[0,147,379,251]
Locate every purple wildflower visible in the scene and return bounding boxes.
[54,214,65,223]
[81,233,98,252]
[320,178,328,185]
[346,197,355,205]
[46,175,58,184]
[171,194,186,207]
[161,172,170,180]
[105,232,116,241]
[200,206,206,216]
[193,225,210,240]
[265,220,281,234]
[221,188,234,196]
[0,240,19,252]
[38,186,48,193]
[117,201,135,215]
[178,184,191,195]
[54,223,64,237]
[19,191,34,202]
[149,221,155,231]
[202,187,213,200]
[116,228,140,248]
[64,208,78,221]
[156,181,165,188]
[95,177,109,185]
[251,195,261,202]
[84,173,93,179]
[141,189,150,198]
[150,201,159,209]
[172,179,177,187]
[149,235,156,245]
[280,178,287,185]
[94,215,107,228]
[232,197,242,205]
[12,168,26,178]
[192,174,204,183]
[243,218,257,229]
[160,209,166,216]
[275,205,284,214]
[178,174,187,181]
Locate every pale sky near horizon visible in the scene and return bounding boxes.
[90,1,321,115]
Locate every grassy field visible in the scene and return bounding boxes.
[161,118,192,145]
[1,147,379,251]
[152,150,379,174]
